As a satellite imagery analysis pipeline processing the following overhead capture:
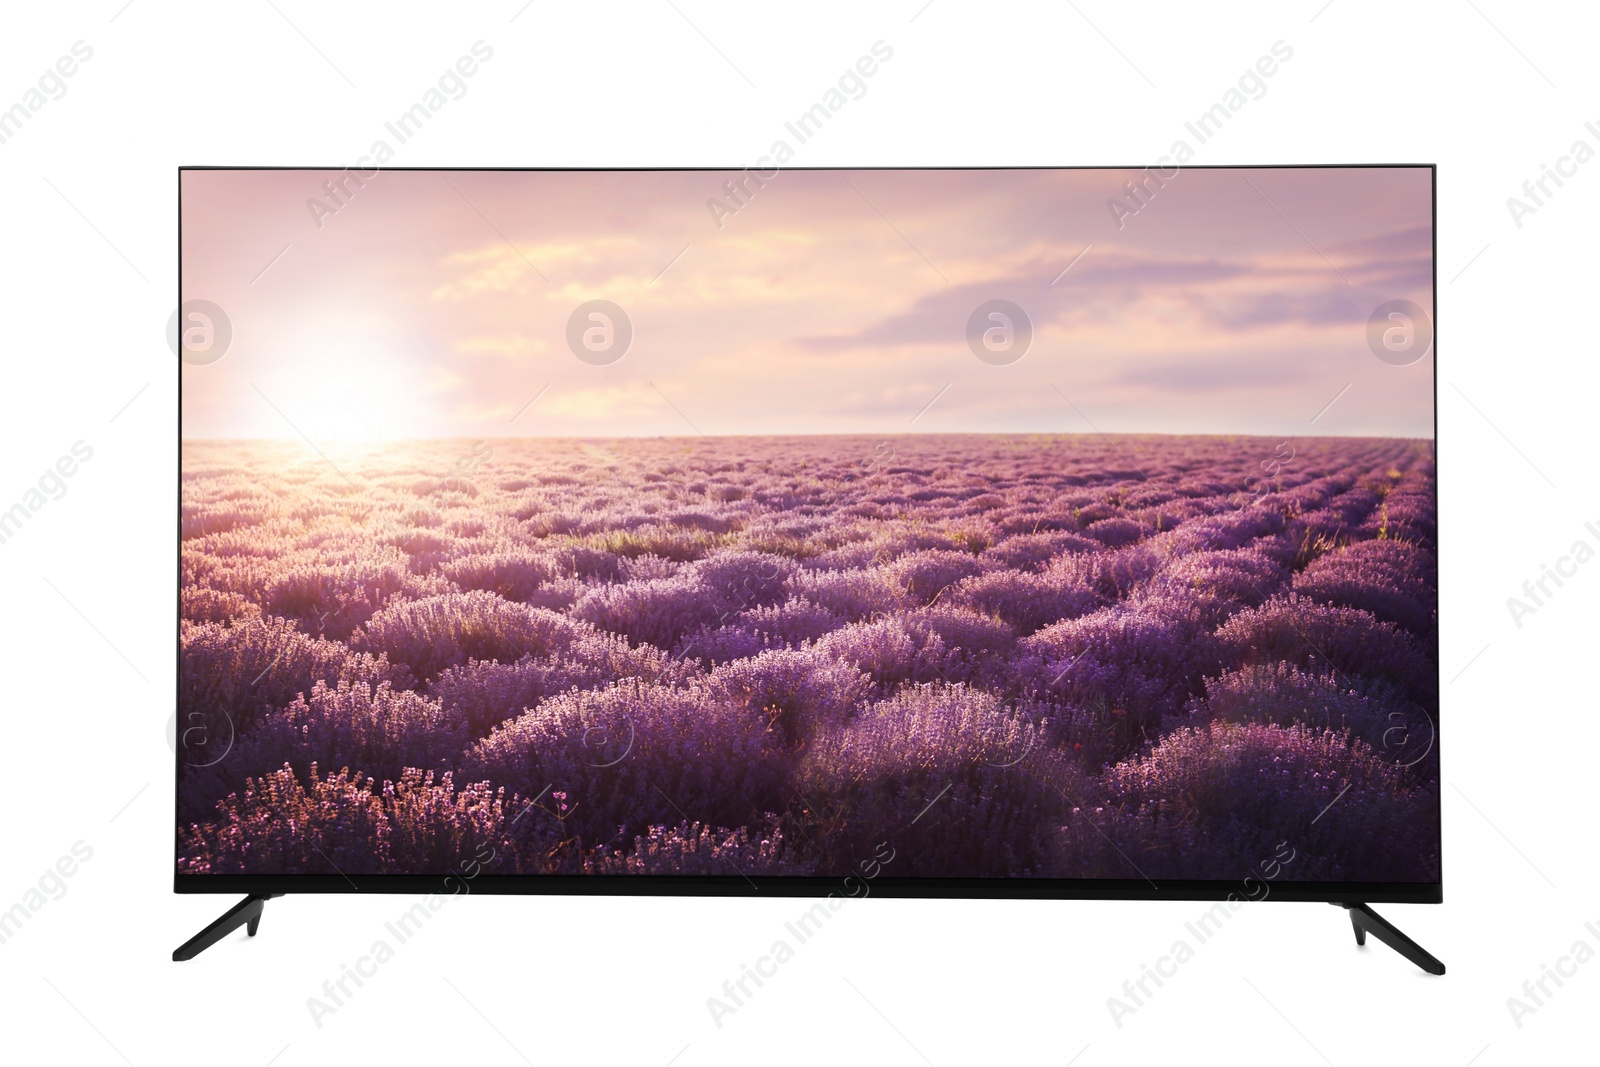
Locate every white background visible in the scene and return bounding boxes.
[1,2,1595,1065]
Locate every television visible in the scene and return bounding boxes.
[175,165,1441,971]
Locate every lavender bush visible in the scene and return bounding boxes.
[181,615,412,736]
[179,764,510,876]
[1291,538,1436,636]
[800,684,1083,876]
[1049,722,1438,881]
[1182,662,1426,757]
[179,435,1437,879]
[358,592,587,681]
[460,680,788,850]
[709,647,873,746]
[1214,594,1436,704]
[585,821,812,875]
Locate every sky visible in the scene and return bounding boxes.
[180,167,1434,441]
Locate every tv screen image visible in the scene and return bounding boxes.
[177,168,1437,899]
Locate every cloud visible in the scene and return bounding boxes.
[796,253,1248,351]
[1201,288,1379,330]
[1331,223,1432,263]
[1112,353,1313,392]
[797,235,1434,355]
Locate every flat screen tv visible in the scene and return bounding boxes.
[175,165,1441,971]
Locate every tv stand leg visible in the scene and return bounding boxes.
[173,894,280,962]
[1335,903,1445,975]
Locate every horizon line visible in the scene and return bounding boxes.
[180,430,1436,443]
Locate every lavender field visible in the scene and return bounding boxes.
[177,433,1439,882]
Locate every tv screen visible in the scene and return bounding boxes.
[177,166,1437,901]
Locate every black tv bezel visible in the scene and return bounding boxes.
[175,164,1441,907]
